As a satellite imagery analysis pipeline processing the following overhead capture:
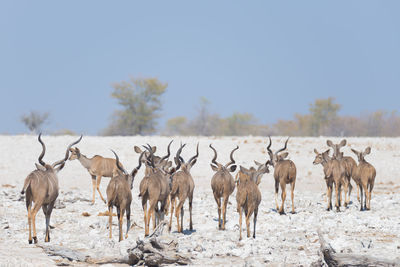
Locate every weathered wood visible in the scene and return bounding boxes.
[317,229,400,267]
[38,220,191,266]
[37,244,89,262]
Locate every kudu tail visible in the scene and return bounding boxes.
[21,178,31,195]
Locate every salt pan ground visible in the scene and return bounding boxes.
[0,135,399,266]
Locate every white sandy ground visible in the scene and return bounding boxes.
[0,135,399,266]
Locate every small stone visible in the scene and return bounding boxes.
[194,245,204,252]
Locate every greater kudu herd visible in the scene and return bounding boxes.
[21,135,376,242]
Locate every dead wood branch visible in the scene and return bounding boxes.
[317,229,399,267]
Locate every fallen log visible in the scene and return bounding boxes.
[317,229,399,267]
[37,244,89,262]
[38,220,191,266]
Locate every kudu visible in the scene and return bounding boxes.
[69,147,125,204]
[210,144,238,230]
[169,143,198,233]
[138,141,174,230]
[139,145,172,236]
[313,149,345,211]
[235,163,269,240]
[266,137,297,214]
[351,147,376,211]
[327,139,357,206]
[106,150,143,241]
[21,134,82,244]
[134,140,173,176]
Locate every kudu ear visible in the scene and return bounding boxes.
[280,152,289,160]
[254,160,262,166]
[55,163,66,173]
[134,146,142,153]
[326,140,334,147]
[322,150,331,162]
[35,163,46,171]
[210,164,219,172]
[314,148,319,155]
[229,165,237,172]
[190,158,197,167]
[364,147,371,155]
[351,148,359,156]
[152,146,157,153]
[166,161,172,168]
[240,166,249,175]
[340,139,347,147]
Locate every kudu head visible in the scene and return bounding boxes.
[326,139,347,159]
[68,147,81,160]
[36,133,83,173]
[174,142,199,173]
[137,140,173,175]
[313,149,331,165]
[134,144,157,162]
[266,136,289,167]
[209,144,238,173]
[238,162,270,186]
[111,149,144,190]
[351,147,371,163]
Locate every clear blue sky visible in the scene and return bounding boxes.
[1,1,399,135]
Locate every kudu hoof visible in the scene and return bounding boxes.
[33,237,38,244]
[28,239,32,244]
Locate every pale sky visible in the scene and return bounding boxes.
[1,1,399,134]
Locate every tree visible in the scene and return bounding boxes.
[164,116,189,136]
[20,111,50,134]
[222,112,257,136]
[309,97,341,136]
[190,97,216,136]
[103,77,167,135]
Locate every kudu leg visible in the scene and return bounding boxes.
[274,180,279,211]
[335,183,340,212]
[91,176,96,204]
[43,202,55,242]
[238,207,243,241]
[31,203,41,244]
[126,207,131,239]
[279,183,286,215]
[327,185,332,211]
[169,197,175,232]
[246,211,251,238]
[118,208,125,242]
[189,196,193,231]
[96,176,106,204]
[152,206,157,230]
[146,201,157,237]
[214,194,222,229]
[180,206,184,233]
[27,202,32,244]
[362,183,368,211]
[142,200,148,236]
[291,182,295,214]
[222,196,228,230]
[343,179,349,207]
[368,181,374,210]
[253,208,258,239]
[359,185,364,211]
[108,206,113,238]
